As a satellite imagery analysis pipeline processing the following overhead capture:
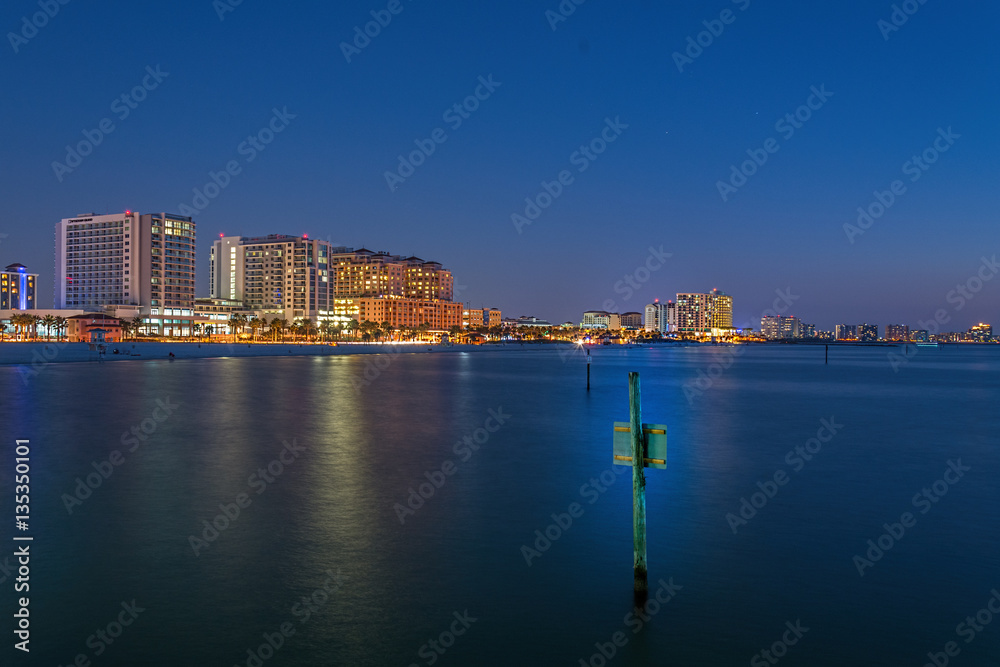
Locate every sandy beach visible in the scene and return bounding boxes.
[0,340,567,367]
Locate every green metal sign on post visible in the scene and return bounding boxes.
[612,372,666,596]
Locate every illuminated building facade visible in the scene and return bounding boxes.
[464,308,502,328]
[885,324,909,341]
[1,264,36,310]
[676,290,732,334]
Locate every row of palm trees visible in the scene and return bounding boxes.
[1,312,444,344]
[1,313,69,341]
[214,314,438,344]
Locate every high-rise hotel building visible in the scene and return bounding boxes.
[55,212,195,312]
[675,289,733,334]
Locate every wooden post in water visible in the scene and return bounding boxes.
[825,344,829,365]
[629,372,648,596]
[586,348,591,391]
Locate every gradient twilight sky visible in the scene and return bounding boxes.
[1,0,998,329]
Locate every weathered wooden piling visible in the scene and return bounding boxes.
[629,372,647,595]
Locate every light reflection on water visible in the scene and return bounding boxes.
[0,345,998,665]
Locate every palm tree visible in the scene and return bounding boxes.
[346,319,360,342]
[191,322,201,340]
[41,314,57,341]
[319,321,332,343]
[332,324,343,342]
[131,316,143,340]
[205,324,214,339]
[249,317,264,342]
[228,315,242,343]
[0,322,8,342]
[55,316,68,341]
[299,318,314,343]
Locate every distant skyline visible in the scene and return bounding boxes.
[2,0,998,328]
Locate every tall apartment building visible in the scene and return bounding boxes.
[1,264,37,309]
[835,324,857,340]
[55,211,195,313]
[885,324,909,341]
[644,300,675,333]
[858,323,879,342]
[968,323,992,342]
[240,235,334,320]
[708,289,733,330]
[675,290,732,334]
[209,235,245,301]
[761,315,801,339]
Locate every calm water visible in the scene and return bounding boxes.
[1,345,999,666]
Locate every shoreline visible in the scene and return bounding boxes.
[0,340,572,367]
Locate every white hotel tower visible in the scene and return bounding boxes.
[55,211,196,334]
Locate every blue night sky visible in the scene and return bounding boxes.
[1,0,997,330]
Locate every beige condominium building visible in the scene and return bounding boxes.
[211,239,460,330]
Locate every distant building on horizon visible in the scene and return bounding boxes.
[969,323,992,342]
[620,311,642,329]
[835,324,857,340]
[885,324,909,341]
[858,323,879,342]
[761,315,801,340]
